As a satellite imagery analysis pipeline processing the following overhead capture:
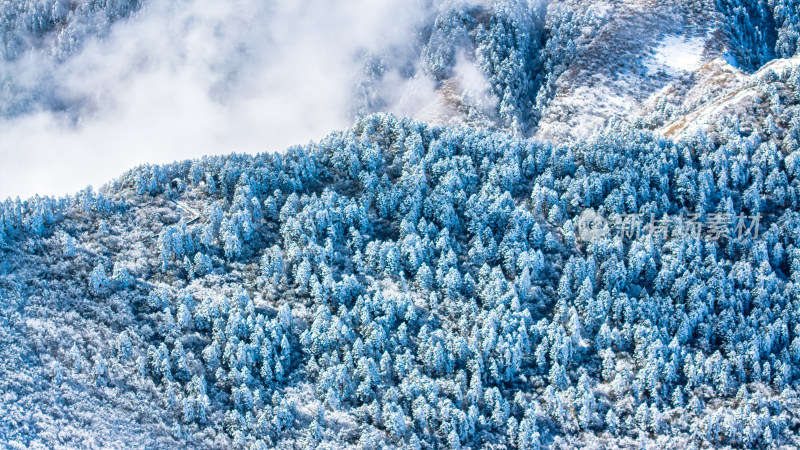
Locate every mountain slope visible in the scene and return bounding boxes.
[4,110,800,447]
[4,0,800,448]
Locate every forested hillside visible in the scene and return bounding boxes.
[3,0,800,448]
[4,98,800,447]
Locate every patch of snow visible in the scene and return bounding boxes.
[645,34,706,74]
[606,93,632,109]
[756,56,800,78]
[537,83,636,142]
[654,56,800,139]
[658,87,758,138]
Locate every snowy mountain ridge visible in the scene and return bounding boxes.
[655,55,800,139]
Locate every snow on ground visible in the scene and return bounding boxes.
[537,83,638,141]
[656,55,800,139]
[645,34,707,74]
[758,55,800,77]
[534,2,714,143]
[658,86,759,138]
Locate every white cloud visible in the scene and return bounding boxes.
[453,51,497,111]
[0,0,452,199]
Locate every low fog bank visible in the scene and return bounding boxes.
[1,0,498,199]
